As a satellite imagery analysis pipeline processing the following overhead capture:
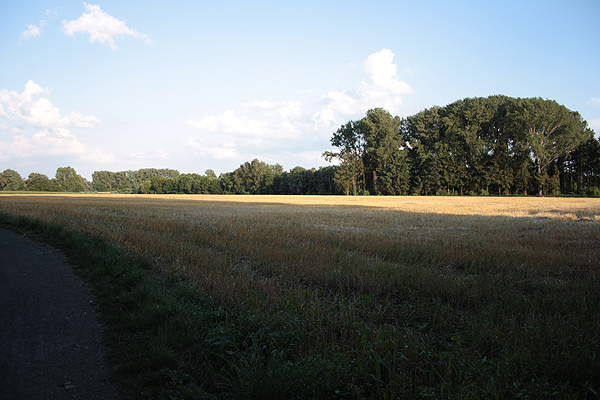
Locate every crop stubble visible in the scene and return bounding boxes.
[1,194,599,396]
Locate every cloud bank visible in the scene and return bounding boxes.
[0,80,111,163]
[186,49,413,166]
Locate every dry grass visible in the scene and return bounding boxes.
[2,193,599,397]
[2,193,599,304]
[3,193,598,273]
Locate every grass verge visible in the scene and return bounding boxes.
[0,213,348,399]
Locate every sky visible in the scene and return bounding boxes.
[1,0,599,181]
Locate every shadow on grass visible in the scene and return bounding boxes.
[1,202,599,399]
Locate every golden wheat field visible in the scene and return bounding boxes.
[2,193,600,397]
[1,193,598,306]
[2,193,599,274]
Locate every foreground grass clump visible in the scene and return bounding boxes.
[0,213,345,399]
[1,194,599,399]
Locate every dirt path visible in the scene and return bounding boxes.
[0,228,124,400]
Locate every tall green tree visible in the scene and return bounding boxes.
[398,96,593,195]
[314,166,339,195]
[232,159,282,194]
[323,119,367,195]
[558,136,600,193]
[55,166,85,192]
[25,173,60,192]
[0,169,24,191]
[361,108,406,194]
[401,106,445,194]
[92,170,116,191]
[324,108,411,195]
[509,98,593,195]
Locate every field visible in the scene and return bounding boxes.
[1,194,599,399]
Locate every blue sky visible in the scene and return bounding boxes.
[1,0,599,180]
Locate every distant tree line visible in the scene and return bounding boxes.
[0,164,341,195]
[2,95,598,196]
[325,96,599,196]
[94,162,340,195]
[0,166,87,193]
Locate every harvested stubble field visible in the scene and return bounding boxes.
[1,194,599,399]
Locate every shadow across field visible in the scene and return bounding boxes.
[1,194,599,399]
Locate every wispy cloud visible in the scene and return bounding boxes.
[45,8,59,18]
[62,3,150,50]
[19,20,47,42]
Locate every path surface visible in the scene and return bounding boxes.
[0,228,124,400]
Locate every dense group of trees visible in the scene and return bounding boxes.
[0,167,85,193]
[325,96,598,196]
[1,164,341,195]
[2,95,598,196]
[220,159,338,195]
[91,168,181,192]
[93,161,339,195]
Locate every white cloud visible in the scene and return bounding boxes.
[186,104,307,164]
[62,3,150,50]
[590,98,600,108]
[283,150,328,166]
[20,24,41,41]
[312,108,337,127]
[45,8,59,18]
[364,48,413,95]
[186,103,306,154]
[32,128,87,154]
[0,80,103,160]
[80,148,115,163]
[0,129,85,159]
[0,130,114,163]
[0,80,100,129]
[320,48,413,116]
[589,119,600,132]
[185,48,414,168]
[186,139,243,161]
[321,90,362,115]
[65,111,102,127]
[278,120,302,137]
[187,109,268,136]
[19,21,47,42]
[0,135,34,160]
[243,100,304,120]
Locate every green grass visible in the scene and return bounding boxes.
[0,213,347,399]
[1,211,599,399]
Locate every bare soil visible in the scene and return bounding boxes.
[0,228,124,400]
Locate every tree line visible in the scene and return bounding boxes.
[2,95,598,196]
[107,162,340,195]
[324,96,599,196]
[0,166,87,192]
[0,164,341,195]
